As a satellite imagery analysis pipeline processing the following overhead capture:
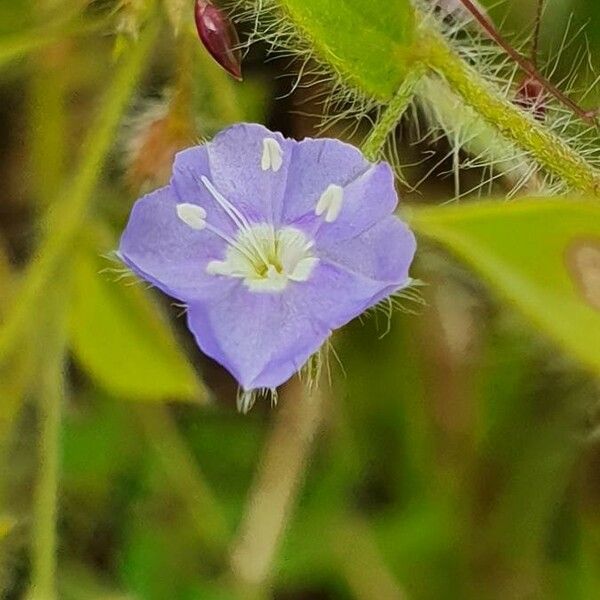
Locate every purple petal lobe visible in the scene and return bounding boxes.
[304,162,399,246]
[187,288,330,390]
[206,124,293,224]
[295,217,417,329]
[194,0,242,81]
[320,216,417,306]
[322,163,398,240]
[171,145,239,237]
[119,186,233,302]
[281,137,371,224]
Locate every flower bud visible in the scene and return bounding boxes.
[194,0,242,81]
[515,77,547,121]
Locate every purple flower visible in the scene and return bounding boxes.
[119,124,416,393]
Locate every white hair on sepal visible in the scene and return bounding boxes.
[229,0,600,199]
[169,301,188,319]
[236,387,278,413]
[236,388,257,413]
[296,335,345,393]
[365,279,428,339]
[226,0,382,140]
[98,251,145,287]
[298,349,324,392]
[234,342,341,414]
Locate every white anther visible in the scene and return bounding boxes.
[315,184,343,223]
[176,203,207,230]
[261,137,283,172]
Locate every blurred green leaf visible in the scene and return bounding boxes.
[0,8,106,70]
[62,391,138,492]
[120,518,197,600]
[409,199,600,375]
[69,235,204,403]
[274,0,415,101]
[60,561,132,600]
[0,514,16,540]
[235,76,271,124]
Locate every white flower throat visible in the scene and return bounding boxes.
[176,138,344,293]
[207,224,318,292]
[178,172,319,293]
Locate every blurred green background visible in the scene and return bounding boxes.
[1,0,600,598]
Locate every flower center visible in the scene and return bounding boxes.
[176,173,322,293]
[206,224,319,293]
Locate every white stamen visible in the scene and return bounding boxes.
[205,224,317,293]
[315,184,343,222]
[178,210,257,265]
[200,175,247,230]
[261,137,283,172]
[203,224,258,265]
[176,203,207,230]
[200,175,272,266]
[181,172,318,293]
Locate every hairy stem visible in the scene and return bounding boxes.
[228,379,324,595]
[362,65,425,163]
[456,0,594,123]
[0,19,159,365]
[418,26,600,195]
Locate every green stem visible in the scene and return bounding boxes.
[228,379,323,596]
[0,19,159,365]
[361,66,425,163]
[137,405,230,553]
[418,26,600,196]
[27,286,68,600]
[334,514,408,600]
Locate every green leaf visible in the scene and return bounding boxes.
[409,199,600,374]
[69,234,204,403]
[273,0,416,101]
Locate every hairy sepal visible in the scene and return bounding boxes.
[234,0,417,104]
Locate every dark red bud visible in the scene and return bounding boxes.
[515,77,547,121]
[194,0,242,81]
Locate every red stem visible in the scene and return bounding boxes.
[456,0,598,124]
